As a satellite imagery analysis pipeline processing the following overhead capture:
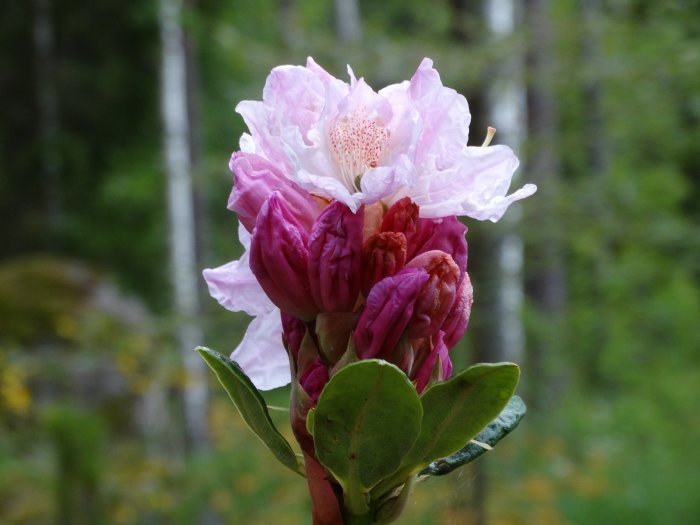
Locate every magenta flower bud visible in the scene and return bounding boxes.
[353,268,429,360]
[361,232,408,295]
[307,201,364,312]
[250,193,318,320]
[441,272,474,349]
[413,331,451,393]
[281,311,306,362]
[299,358,329,404]
[381,197,420,241]
[405,250,460,338]
[411,216,468,278]
[381,198,468,278]
[229,152,321,232]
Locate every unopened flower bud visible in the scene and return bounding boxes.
[307,201,364,312]
[413,331,451,393]
[281,311,306,362]
[362,232,408,295]
[381,198,468,277]
[250,193,318,320]
[405,250,460,338]
[353,268,429,360]
[440,272,474,349]
[299,358,329,404]
[410,216,468,277]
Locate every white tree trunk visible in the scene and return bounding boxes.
[485,0,527,365]
[334,0,362,43]
[159,0,209,452]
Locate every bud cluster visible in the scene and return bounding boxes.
[249,193,473,405]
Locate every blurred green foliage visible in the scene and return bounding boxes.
[1,0,699,523]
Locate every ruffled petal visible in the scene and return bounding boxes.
[262,65,326,140]
[358,154,416,204]
[295,167,359,211]
[231,310,290,390]
[202,235,274,316]
[409,144,536,221]
[409,58,471,169]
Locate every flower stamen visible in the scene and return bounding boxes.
[329,110,389,191]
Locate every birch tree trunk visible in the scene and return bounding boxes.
[525,0,567,406]
[486,0,528,369]
[333,0,362,44]
[159,0,209,452]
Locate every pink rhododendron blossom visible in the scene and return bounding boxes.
[203,57,535,391]
[235,57,535,221]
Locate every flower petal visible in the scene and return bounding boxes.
[409,144,537,221]
[202,250,274,316]
[409,58,471,169]
[358,154,416,204]
[229,152,321,232]
[231,310,290,390]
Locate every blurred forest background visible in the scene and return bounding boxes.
[2,0,700,523]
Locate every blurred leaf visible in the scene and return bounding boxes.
[196,347,304,477]
[313,359,422,515]
[420,395,526,476]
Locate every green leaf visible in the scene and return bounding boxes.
[196,347,304,477]
[314,360,423,515]
[408,363,519,468]
[376,363,519,495]
[419,395,526,476]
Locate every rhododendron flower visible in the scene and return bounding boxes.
[204,57,535,391]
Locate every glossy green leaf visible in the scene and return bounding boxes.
[196,347,304,476]
[376,362,519,492]
[313,360,423,515]
[420,395,526,476]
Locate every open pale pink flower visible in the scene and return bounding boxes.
[234,57,536,224]
[205,57,536,391]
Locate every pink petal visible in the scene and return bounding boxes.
[358,154,416,204]
[202,250,274,317]
[409,58,471,169]
[409,145,537,221]
[295,167,359,211]
[262,65,326,140]
[229,152,321,232]
[231,310,290,390]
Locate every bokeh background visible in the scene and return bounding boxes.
[2,0,700,523]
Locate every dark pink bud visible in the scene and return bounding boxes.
[250,193,318,320]
[405,250,460,338]
[441,272,474,349]
[307,201,364,312]
[381,197,420,241]
[353,268,429,360]
[411,216,468,278]
[361,232,408,295]
[281,311,306,362]
[413,331,451,393]
[381,198,468,279]
[299,358,329,404]
[229,152,321,232]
